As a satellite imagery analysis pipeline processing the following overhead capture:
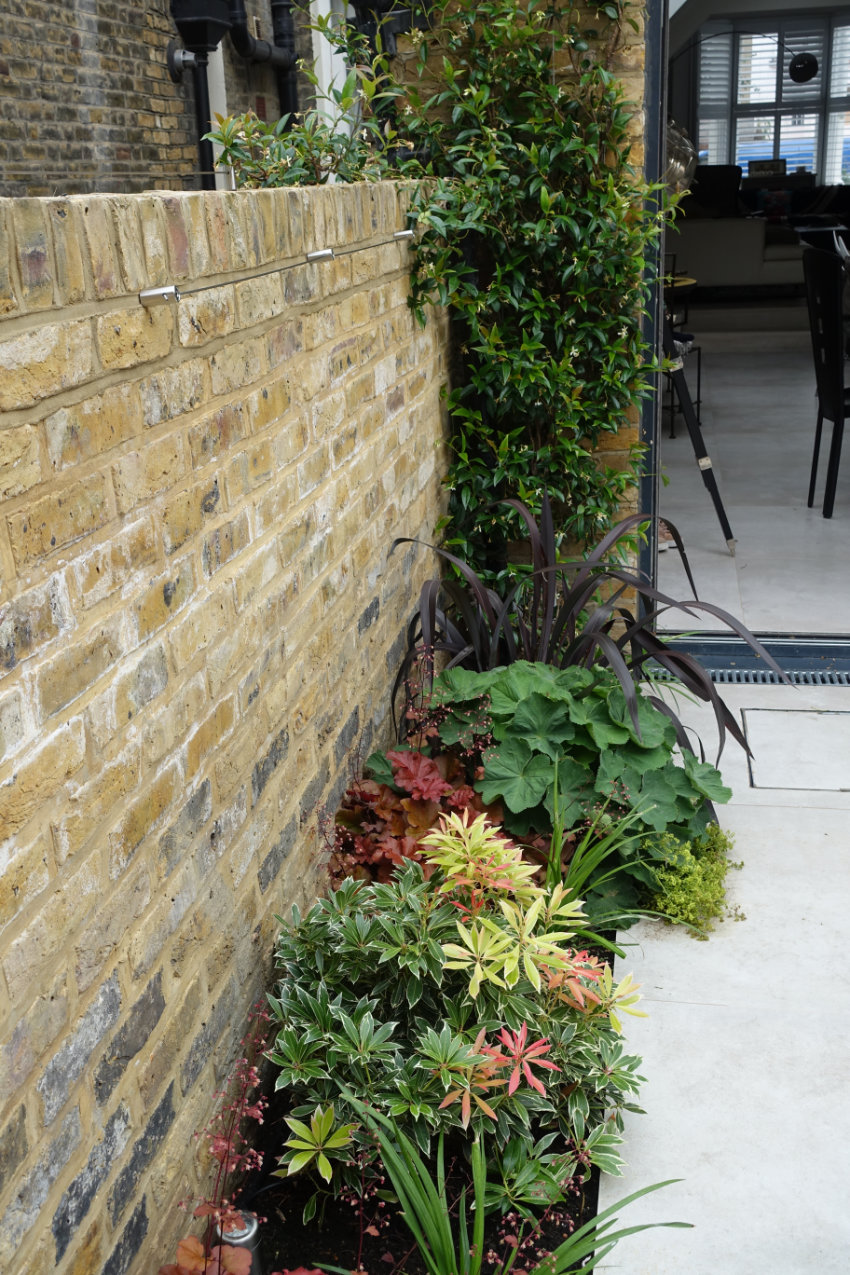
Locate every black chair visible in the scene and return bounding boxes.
[681,164,744,218]
[802,246,849,518]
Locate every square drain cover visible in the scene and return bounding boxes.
[743,708,850,791]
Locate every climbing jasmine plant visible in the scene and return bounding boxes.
[206,1,664,579]
[400,0,668,577]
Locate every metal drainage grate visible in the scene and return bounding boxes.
[652,666,850,686]
[656,638,850,686]
[709,668,850,686]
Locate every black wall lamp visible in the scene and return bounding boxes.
[671,29,819,85]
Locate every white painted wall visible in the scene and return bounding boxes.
[207,44,231,190]
[310,0,351,115]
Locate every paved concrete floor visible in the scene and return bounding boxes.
[597,683,850,1273]
[657,325,850,634]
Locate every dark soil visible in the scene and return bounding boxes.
[243,1100,600,1275]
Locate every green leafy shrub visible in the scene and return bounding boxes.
[647,825,740,937]
[210,1,670,574]
[270,823,646,1217]
[426,660,731,913]
[206,36,400,186]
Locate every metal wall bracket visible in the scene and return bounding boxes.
[166,40,197,83]
[139,285,181,307]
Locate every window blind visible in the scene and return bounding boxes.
[693,14,850,181]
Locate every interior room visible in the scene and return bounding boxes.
[657,0,850,645]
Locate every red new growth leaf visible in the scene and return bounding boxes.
[545,950,605,1013]
[489,1022,560,1096]
[387,750,452,801]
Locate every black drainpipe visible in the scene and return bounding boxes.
[193,59,218,189]
[227,0,299,120]
[270,0,298,120]
[169,0,233,190]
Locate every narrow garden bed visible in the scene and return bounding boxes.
[158,498,780,1275]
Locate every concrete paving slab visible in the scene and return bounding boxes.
[744,708,850,790]
[597,686,850,1274]
[657,328,850,634]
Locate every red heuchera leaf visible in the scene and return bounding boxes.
[175,1236,207,1272]
[331,750,506,888]
[387,750,452,801]
[445,784,478,810]
[215,1245,253,1275]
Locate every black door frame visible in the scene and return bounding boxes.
[639,0,850,678]
[638,0,668,587]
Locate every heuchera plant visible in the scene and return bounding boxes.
[330,746,505,886]
[159,1007,279,1275]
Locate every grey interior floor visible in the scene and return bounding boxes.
[657,307,850,634]
[597,682,850,1273]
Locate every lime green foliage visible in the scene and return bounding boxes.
[280,1104,356,1182]
[402,0,668,575]
[422,808,540,903]
[440,880,584,999]
[648,825,740,938]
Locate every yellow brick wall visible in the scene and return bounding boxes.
[0,181,449,1274]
